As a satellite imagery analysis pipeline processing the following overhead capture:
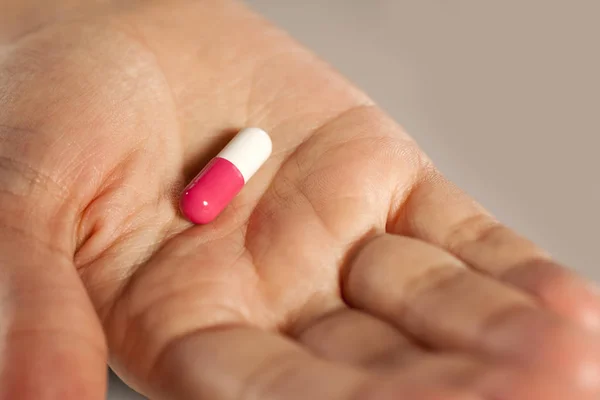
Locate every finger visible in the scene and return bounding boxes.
[0,229,107,399]
[145,326,463,400]
[292,307,584,399]
[395,345,599,399]
[293,307,423,370]
[393,171,600,330]
[385,354,597,400]
[344,234,533,350]
[343,234,600,391]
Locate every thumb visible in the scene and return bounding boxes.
[0,218,107,399]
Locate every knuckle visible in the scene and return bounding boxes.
[444,213,501,253]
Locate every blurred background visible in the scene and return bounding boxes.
[109,0,600,398]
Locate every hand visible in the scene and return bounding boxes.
[0,1,598,399]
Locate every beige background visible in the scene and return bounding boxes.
[108,1,600,398]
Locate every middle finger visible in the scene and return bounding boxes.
[342,234,600,391]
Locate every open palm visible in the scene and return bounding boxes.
[0,1,598,399]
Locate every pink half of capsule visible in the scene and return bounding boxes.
[180,127,273,224]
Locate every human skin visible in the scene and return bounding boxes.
[0,0,598,399]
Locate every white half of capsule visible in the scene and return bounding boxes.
[217,127,273,182]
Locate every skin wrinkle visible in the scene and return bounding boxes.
[501,259,579,292]
[143,323,251,396]
[0,221,71,264]
[477,304,539,356]
[348,238,470,336]
[0,23,179,267]
[236,351,318,400]
[105,18,182,148]
[80,219,164,281]
[97,6,376,270]
[242,105,382,271]
[59,5,380,300]
[113,224,249,297]
[340,237,457,349]
[0,1,598,398]
[72,70,178,266]
[121,293,252,366]
[291,306,351,340]
[75,187,157,268]
[0,154,71,202]
[399,267,473,344]
[125,300,260,384]
[115,1,250,139]
[108,228,268,365]
[386,148,432,230]
[75,153,166,251]
[80,216,177,323]
[0,123,43,144]
[244,48,355,131]
[444,214,503,255]
[253,105,381,212]
[248,201,338,332]
[244,110,422,336]
[241,113,382,333]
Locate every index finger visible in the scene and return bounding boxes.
[391,170,600,330]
